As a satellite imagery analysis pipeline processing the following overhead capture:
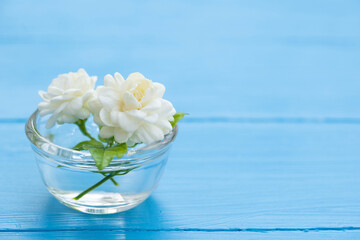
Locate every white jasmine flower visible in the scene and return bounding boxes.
[90,72,176,145]
[38,68,97,128]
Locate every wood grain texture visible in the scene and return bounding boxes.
[1,0,360,238]
[1,230,360,240]
[1,122,360,232]
[1,0,360,118]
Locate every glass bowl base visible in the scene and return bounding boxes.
[49,188,150,214]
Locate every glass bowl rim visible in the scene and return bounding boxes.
[25,110,178,169]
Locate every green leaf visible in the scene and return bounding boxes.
[73,140,127,171]
[88,147,106,170]
[128,142,139,148]
[170,112,188,127]
[104,143,128,159]
[72,139,104,151]
[98,134,108,143]
[89,143,128,171]
[98,135,116,146]
[75,118,96,140]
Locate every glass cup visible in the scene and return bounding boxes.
[25,111,177,214]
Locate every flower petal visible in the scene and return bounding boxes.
[49,79,65,91]
[77,68,88,76]
[63,98,82,115]
[116,112,141,132]
[88,96,101,111]
[38,102,53,116]
[89,76,97,89]
[141,82,165,105]
[126,110,147,120]
[97,87,120,111]
[114,72,125,84]
[75,108,90,120]
[99,109,114,127]
[141,98,162,112]
[38,90,50,101]
[88,97,102,123]
[127,134,141,146]
[104,74,116,88]
[123,91,140,110]
[125,110,158,123]
[135,124,164,144]
[50,95,74,104]
[127,72,145,81]
[100,126,115,139]
[57,114,77,124]
[82,91,95,104]
[114,128,131,144]
[156,119,172,132]
[157,99,176,119]
[54,102,69,115]
[63,89,82,97]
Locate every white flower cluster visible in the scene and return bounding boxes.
[38,69,97,128]
[38,69,176,145]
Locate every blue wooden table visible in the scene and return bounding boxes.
[1,0,360,239]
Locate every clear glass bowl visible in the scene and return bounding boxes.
[25,111,177,214]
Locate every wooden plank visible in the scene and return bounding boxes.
[1,122,360,230]
[1,0,360,118]
[1,230,360,240]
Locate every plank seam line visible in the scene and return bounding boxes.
[1,227,360,233]
[2,117,360,124]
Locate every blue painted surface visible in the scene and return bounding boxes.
[1,0,360,238]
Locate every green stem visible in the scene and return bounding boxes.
[73,168,138,200]
[101,172,119,186]
[75,119,95,140]
[73,173,116,200]
[74,119,120,186]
